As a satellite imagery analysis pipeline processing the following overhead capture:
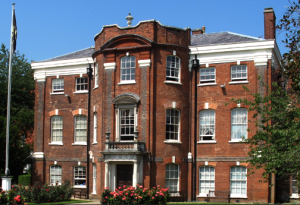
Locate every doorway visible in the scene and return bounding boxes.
[116,164,133,188]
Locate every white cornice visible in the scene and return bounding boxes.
[31,57,94,70]
[138,59,151,68]
[104,62,116,70]
[189,40,278,66]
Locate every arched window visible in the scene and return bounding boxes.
[166,56,180,82]
[51,116,63,143]
[74,115,87,143]
[199,110,215,141]
[50,165,62,185]
[74,166,86,187]
[121,56,136,82]
[231,108,247,141]
[165,163,180,192]
[166,109,180,141]
[199,166,215,196]
[230,166,247,197]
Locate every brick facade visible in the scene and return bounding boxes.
[31,8,282,203]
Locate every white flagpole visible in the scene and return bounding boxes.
[2,3,15,191]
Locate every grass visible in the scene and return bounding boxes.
[26,199,93,204]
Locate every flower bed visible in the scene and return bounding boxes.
[0,180,73,204]
[101,185,169,204]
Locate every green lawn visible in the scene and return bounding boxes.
[27,199,93,204]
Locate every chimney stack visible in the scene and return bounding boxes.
[264,7,276,39]
[192,26,205,35]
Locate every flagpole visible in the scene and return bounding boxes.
[2,3,15,191]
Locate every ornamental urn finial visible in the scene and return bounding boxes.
[126,13,133,27]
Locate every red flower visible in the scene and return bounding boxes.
[46,189,49,191]
[19,184,21,187]
[105,196,107,199]
[152,196,155,199]
[123,185,126,188]
[61,195,64,197]
[11,185,13,188]
[157,185,160,187]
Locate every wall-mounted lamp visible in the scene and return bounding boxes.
[220,83,226,88]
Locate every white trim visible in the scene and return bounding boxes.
[31,57,94,70]
[164,141,182,144]
[229,81,249,85]
[228,140,244,143]
[198,83,217,87]
[230,195,247,198]
[104,62,116,70]
[49,142,63,146]
[118,81,136,85]
[291,193,299,198]
[73,185,87,188]
[73,91,88,94]
[197,193,208,197]
[197,141,217,144]
[138,59,151,68]
[164,81,182,85]
[32,152,44,158]
[72,142,87,145]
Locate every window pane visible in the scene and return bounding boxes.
[166,110,180,140]
[166,56,180,82]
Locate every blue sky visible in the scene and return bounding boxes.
[0,0,291,62]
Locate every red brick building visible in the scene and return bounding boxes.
[31,8,283,203]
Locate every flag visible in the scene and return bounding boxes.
[11,6,17,54]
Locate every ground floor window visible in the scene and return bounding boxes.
[165,163,179,192]
[199,166,215,195]
[74,166,86,187]
[230,166,247,197]
[50,165,62,185]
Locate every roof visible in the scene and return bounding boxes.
[191,32,264,46]
[40,46,94,62]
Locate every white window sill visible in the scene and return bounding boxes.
[164,140,182,144]
[229,81,249,84]
[229,140,245,143]
[291,194,299,198]
[197,193,208,197]
[118,81,136,85]
[92,142,97,145]
[198,83,217,87]
[164,81,182,85]
[197,141,217,144]
[72,142,87,146]
[93,86,98,90]
[230,195,247,198]
[49,142,63,146]
[73,91,88,94]
[91,192,97,195]
[50,92,65,95]
[73,185,86,188]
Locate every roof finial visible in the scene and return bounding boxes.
[126,13,133,27]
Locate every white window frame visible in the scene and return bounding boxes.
[94,63,98,88]
[52,78,64,93]
[92,164,97,194]
[51,116,63,144]
[93,113,97,144]
[165,163,180,193]
[74,166,86,188]
[166,55,181,83]
[75,77,88,92]
[50,165,62,185]
[231,108,248,142]
[199,67,216,84]
[165,109,180,142]
[199,166,215,197]
[231,65,247,81]
[120,56,136,83]
[199,110,215,141]
[230,166,247,198]
[291,174,299,198]
[74,115,87,144]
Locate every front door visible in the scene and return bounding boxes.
[117,164,133,188]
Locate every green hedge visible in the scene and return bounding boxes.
[18,174,31,186]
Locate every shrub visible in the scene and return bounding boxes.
[18,174,31,186]
[101,185,169,205]
[12,180,73,203]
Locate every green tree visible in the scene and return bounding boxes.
[0,44,34,181]
[230,1,300,180]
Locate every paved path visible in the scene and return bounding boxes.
[69,198,101,204]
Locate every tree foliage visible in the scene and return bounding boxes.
[0,44,34,181]
[230,1,300,180]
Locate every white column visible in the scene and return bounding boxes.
[105,162,109,188]
[132,161,138,187]
[1,176,12,191]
